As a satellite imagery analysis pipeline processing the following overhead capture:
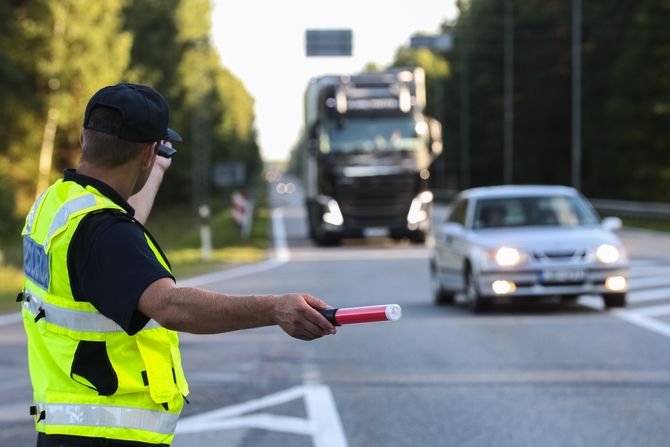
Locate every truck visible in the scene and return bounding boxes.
[301,67,443,246]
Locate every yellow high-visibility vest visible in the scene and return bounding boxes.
[21,178,189,445]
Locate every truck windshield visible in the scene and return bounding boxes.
[323,117,423,152]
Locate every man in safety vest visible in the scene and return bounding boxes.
[21,83,337,447]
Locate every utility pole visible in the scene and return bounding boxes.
[459,28,470,190]
[571,0,582,190]
[503,0,514,184]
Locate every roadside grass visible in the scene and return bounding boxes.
[0,187,270,315]
[621,217,670,233]
[0,261,22,314]
[148,203,270,279]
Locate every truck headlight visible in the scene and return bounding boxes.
[595,244,619,264]
[407,191,433,225]
[494,247,525,267]
[321,198,343,226]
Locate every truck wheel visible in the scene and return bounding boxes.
[409,231,427,245]
[603,293,627,308]
[314,228,340,247]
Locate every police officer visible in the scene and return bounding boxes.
[20,83,337,447]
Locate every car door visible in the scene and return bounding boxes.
[435,198,469,291]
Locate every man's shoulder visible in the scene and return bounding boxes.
[74,210,144,248]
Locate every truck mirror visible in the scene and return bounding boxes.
[306,122,320,154]
[308,138,319,154]
[308,122,319,140]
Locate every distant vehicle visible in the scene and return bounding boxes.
[301,68,443,246]
[276,182,296,195]
[430,185,629,312]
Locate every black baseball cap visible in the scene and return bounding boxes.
[83,83,182,143]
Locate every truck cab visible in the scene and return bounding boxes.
[303,68,442,246]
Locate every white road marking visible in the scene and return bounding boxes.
[174,207,347,445]
[581,295,670,339]
[177,386,306,431]
[629,264,670,277]
[305,385,349,447]
[614,311,670,338]
[175,385,348,447]
[628,276,670,290]
[625,303,670,317]
[628,287,670,303]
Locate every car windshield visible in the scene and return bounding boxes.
[323,117,422,152]
[472,195,600,229]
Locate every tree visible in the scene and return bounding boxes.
[0,0,131,217]
[124,0,262,207]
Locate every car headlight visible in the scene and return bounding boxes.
[494,247,524,267]
[595,244,620,264]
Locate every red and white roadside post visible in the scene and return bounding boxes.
[231,191,254,238]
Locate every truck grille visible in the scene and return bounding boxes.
[334,174,417,227]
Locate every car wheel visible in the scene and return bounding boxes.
[466,268,492,313]
[430,261,454,305]
[603,293,627,308]
[560,294,579,304]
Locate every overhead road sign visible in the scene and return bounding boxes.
[306,29,352,57]
[410,34,453,52]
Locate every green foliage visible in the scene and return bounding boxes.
[0,0,262,240]
[0,0,131,215]
[401,0,670,201]
[123,0,262,206]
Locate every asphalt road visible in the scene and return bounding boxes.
[3,180,670,446]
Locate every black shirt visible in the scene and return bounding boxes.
[64,169,174,336]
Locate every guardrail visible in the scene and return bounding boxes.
[433,189,670,220]
[590,199,670,220]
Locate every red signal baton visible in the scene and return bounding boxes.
[318,304,402,326]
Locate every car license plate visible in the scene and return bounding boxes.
[541,269,586,283]
[363,227,389,237]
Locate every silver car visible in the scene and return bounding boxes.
[430,185,629,312]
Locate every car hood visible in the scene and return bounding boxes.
[469,226,623,252]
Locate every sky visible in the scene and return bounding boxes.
[211,0,458,162]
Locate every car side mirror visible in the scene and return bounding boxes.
[602,216,622,231]
[442,222,464,235]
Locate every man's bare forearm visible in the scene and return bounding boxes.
[128,167,164,224]
[157,286,278,334]
[139,278,336,340]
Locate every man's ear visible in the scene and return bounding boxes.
[140,142,156,169]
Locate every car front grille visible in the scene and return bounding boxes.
[532,250,586,262]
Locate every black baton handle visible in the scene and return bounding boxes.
[318,308,340,326]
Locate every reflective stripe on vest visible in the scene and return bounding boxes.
[45,194,97,247]
[36,402,179,435]
[24,191,46,235]
[24,291,161,333]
